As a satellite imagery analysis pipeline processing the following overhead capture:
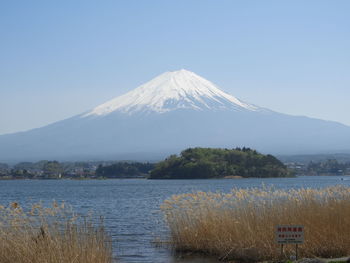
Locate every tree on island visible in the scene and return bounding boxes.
[150,147,292,179]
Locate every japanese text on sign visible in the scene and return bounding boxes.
[275,225,304,244]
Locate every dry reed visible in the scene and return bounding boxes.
[0,201,112,263]
[161,185,350,262]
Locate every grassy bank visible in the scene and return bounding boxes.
[0,202,112,263]
[161,185,350,262]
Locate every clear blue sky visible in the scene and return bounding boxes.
[1,0,349,135]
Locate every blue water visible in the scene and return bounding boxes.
[0,176,349,263]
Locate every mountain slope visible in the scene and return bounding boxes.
[83,69,258,116]
[1,70,350,162]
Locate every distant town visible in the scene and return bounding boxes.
[1,154,350,180]
[285,159,350,177]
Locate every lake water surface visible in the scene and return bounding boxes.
[0,176,349,263]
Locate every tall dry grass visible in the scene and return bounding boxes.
[161,185,350,262]
[0,201,112,263]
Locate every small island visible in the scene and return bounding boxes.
[150,147,292,179]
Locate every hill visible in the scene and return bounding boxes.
[149,147,292,179]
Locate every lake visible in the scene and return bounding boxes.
[0,176,349,263]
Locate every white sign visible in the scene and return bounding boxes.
[275,225,304,244]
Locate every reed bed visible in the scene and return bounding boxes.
[161,185,350,262]
[0,201,112,263]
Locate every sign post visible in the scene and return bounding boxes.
[275,225,304,260]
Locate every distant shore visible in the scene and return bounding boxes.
[0,176,147,180]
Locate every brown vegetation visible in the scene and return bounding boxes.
[161,185,350,262]
[0,201,112,263]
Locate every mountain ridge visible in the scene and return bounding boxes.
[1,70,350,162]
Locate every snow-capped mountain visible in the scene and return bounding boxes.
[0,69,350,162]
[83,69,258,117]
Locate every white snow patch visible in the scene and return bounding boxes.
[83,69,258,117]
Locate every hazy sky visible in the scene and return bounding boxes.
[1,0,349,135]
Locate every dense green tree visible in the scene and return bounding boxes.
[96,162,154,178]
[150,147,291,179]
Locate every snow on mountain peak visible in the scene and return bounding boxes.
[83,69,258,117]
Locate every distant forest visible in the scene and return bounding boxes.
[150,147,292,179]
[95,162,155,178]
[0,160,154,179]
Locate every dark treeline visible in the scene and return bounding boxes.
[150,147,292,179]
[0,160,154,179]
[95,162,155,178]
